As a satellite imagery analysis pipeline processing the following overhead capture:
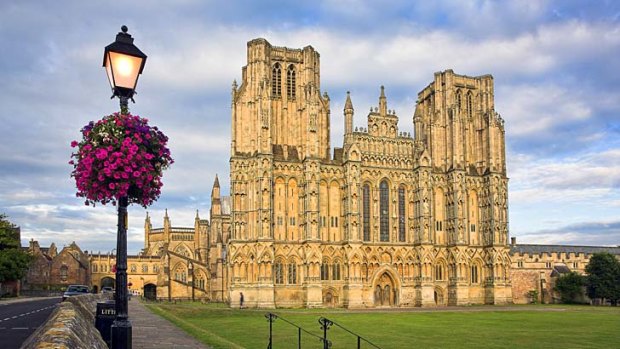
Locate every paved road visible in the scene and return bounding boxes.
[0,297,61,349]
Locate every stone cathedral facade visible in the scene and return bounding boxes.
[225,38,512,308]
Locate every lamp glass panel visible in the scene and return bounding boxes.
[108,51,143,89]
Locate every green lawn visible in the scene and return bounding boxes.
[144,302,620,349]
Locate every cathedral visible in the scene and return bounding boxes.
[82,38,619,308]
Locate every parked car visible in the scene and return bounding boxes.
[101,287,114,295]
[62,285,90,301]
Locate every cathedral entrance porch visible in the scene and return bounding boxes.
[373,271,398,307]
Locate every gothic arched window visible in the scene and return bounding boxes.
[398,186,406,242]
[467,92,473,118]
[455,89,462,110]
[471,265,479,284]
[287,64,296,99]
[272,63,282,98]
[288,263,297,284]
[332,262,341,280]
[321,262,330,280]
[380,180,389,242]
[274,261,284,284]
[362,184,371,241]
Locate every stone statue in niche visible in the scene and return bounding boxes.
[309,113,317,132]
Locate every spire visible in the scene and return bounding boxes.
[344,91,354,135]
[195,210,200,220]
[344,91,353,111]
[379,85,387,116]
[214,174,220,188]
[164,208,169,219]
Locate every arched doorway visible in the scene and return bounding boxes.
[434,287,445,306]
[374,272,397,306]
[144,284,157,301]
[101,277,115,289]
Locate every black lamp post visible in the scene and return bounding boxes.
[103,25,147,349]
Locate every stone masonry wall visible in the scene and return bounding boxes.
[21,294,108,349]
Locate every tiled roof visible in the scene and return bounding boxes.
[510,244,620,256]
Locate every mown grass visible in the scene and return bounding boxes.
[144,302,620,349]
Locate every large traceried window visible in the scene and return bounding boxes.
[379,180,390,242]
[398,186,406,242]
[274,261,284,284]
[272,63,282,98]
[363,184,371,241]
[287,64,296,99]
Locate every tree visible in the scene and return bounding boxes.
[585,252,620,305]
[554,271,585,304]
[0,214,32,286]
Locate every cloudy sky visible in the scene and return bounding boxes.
[1,1,619,254]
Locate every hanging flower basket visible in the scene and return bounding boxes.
[70,112,173,207]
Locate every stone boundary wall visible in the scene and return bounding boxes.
[21,294,109,349]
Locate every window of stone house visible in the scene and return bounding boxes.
[131,264,137,272]
[153,265,159,273]
[60,266,68,282]
[517,261,523,268]
[545,262,551,268]
[92,264,98,273]
[142,264,148,273]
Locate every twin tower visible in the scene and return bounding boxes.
[227,38,511,308]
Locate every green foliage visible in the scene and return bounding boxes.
[0,248,33,282]
[0,214,32,283]
[0,213,21,250]
[527,289,539,304]
[555,272,586,304]
[146,302,620,349]
[585,252,620,304]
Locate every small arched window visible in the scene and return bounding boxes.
[272,63,282,98]
[363,184,371,241]
[467,92,473,118]
[287,65,296,99]
[92,264,98,273]
[379,180,389,242]
[455,90,462,110]
[130,264,137,273]
[435,265,443,281]
[60,265,68,281]
[142,264,148,273]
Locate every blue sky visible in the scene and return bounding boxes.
[1,0,619,254]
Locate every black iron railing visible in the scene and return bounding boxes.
[265,313,382,349]
[318,316,382,349]
[265,313,323,349]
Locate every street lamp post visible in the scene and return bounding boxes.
[103,25,147,349]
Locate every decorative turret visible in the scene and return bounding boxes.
[211,175,222,216]
[144,211,152,249]
[379,85,387,116]
[344,91,354,134]
[163,208,171,243]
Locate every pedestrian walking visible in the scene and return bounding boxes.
[240,292,244,309]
